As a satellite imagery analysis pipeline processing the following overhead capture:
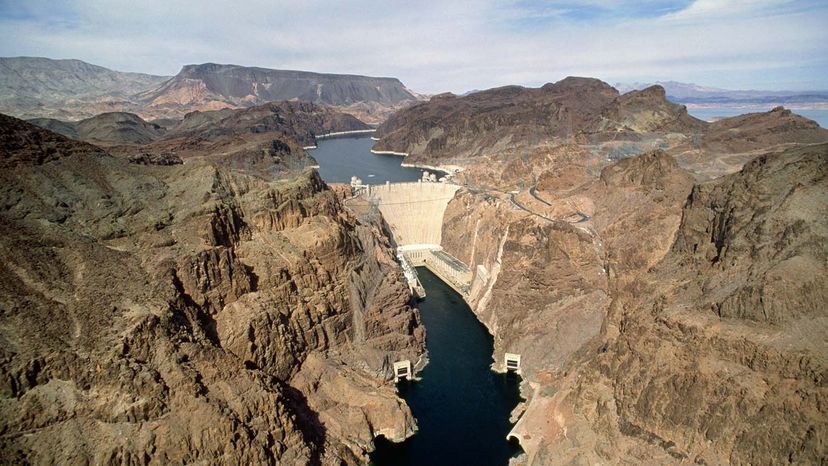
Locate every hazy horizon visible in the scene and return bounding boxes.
[1,0,827,94]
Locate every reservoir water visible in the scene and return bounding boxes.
[311,136,522,465]
[687,107,828,128]
[369,268,523,466]
[309,134,445,184]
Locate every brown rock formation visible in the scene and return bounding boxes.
[374,78,828,187]
[27,101,372,179]
[0,57,420,125]
[440,143,827,465]
[374,78,622,164]
[533,144,828,464]
[0,114,424,463]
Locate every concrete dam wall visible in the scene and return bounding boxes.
[367,182,461,246]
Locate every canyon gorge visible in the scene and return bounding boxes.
[1,60,826,465]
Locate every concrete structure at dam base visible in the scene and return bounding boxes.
[399,245,472,297]
[349,179,473,299]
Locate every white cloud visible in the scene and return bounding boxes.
[0,0,826,93]
[662,0,793,21]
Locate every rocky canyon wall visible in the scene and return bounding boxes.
[440,144,827,464]
[0,114,424,464]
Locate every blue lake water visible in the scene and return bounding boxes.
[309,134,445,184]
[687,107,828,128]
[369,268,523,466]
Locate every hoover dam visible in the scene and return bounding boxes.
[349,180,473,297]
[365,181,460,246]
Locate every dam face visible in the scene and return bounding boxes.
[354,181,472,297]
[367,181,461,246]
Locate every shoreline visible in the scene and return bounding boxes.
[401,162,463,175]
[315,129,376,139]
[371,149,409,156]
[684,102,828,111]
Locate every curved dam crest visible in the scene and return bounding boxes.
[365,181,460,246]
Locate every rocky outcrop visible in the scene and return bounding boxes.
[0,113,107,167]
[441,149,695,382]
[373,79,708,166]
[669,144,828,323]
[704,106,828,153]
[29,112,167,146]
[29,101,370,175]
[0,115,424,463]
[374,79,828,187]
[510,144,828,464]
[593,85,708,134]
[438,144,826,464]
[374,78,622,165]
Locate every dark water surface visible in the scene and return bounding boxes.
[370,268,523,466]
[310,134,445,184]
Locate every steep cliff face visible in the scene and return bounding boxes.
[441,149,699,384]
[522,144,828,464]
[0,115,424,463]
[441,147,784,463]
[442,192,608,381]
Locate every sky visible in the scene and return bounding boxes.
[1,0,827,94]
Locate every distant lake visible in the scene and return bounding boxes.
[687,107,828,128]
[309,134,446,184]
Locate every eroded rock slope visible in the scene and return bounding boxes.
[0,114,424,464]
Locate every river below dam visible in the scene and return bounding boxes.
[311,136,523,465]
[369,268,523,466]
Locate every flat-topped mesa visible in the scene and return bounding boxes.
[135,63,419,122]
[0,57,419,124]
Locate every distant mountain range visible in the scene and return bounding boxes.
[0,57,420,124]
[615,80,828,108]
